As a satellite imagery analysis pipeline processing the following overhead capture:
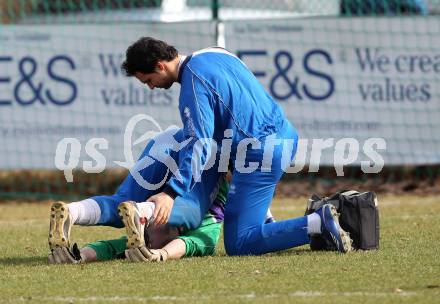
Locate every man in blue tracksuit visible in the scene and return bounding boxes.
[118,37,352,256]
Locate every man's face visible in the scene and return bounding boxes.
[135,62,174,90]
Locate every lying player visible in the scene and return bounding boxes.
[48,176,275,263]
[48,180,227,263]
[48,127,226,260]
[47,128,276,262]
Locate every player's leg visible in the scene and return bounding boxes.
[93,128,183,227]
[71,128,185,226]
[48,155,168,251]
[223,168,310,256]
[225,174,351,255]
[117,126,221,231]
[83,236,128,262]
[223,122,351,255]
[48,196,123,251]
[48,236,129,264]
[223,177,351,255]
[49,129,182,252]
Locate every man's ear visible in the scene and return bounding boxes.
[156,61,165,71]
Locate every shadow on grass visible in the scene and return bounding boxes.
[274,248,316,256]
[215,248,322,257]
[0,256,48,266]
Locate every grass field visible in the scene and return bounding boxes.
[0,194,439,304]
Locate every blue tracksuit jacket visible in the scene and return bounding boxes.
[166,48,289,196]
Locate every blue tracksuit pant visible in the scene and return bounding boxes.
[224,122,310,255]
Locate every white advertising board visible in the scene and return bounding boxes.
[225,17,440,165]
[0,22,215,168]
[1,18,439,169]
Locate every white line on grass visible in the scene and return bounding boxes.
[11,291,417,302]
[0,219,45,225]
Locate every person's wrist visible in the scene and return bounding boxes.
[163,186,178,200]
[161,248,169,261]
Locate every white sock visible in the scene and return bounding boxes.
[265,209,276,223]
[265,209,274,219]
[307,213,322,235]
[136,201,155,220]
[68,199,101,225]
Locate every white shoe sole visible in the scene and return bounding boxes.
[48,201,70,250]
[118,201,145,249]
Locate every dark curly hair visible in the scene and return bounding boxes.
[121,37,178,76]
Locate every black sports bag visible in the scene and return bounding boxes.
[305,190,380,250]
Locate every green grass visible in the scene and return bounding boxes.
[0,194,439,304]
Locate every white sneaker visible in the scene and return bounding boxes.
[118,201,148,249]
[48,201,72,250]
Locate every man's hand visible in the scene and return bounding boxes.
[148,192,174,226]
[125,247,169,262]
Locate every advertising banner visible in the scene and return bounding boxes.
[1,18,439,170]
[225,17,440,165]
[0,22,215,168]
